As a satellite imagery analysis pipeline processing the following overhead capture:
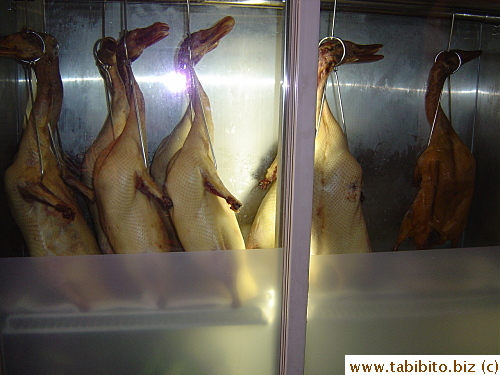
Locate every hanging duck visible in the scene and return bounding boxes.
[0,30,100,256]
[81,36,129,254]
[248,38,383,254]
[151,16,235,193]
[393,49,481,250]
[92,22,179,254]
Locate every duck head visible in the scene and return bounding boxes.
[433,49,482,76]
[0,29,55,64]
[118,22,169,63]
[177,16,235,69]
[318,37,383,81]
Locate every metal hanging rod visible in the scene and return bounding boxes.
[23,0,500,20]
[427,15,460,147]
[320,1,500,23]
[21,2,499,25]
[37,0,285,8]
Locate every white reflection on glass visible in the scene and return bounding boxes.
[262,289,277,323]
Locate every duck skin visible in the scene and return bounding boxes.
[311,38,383,255]
[1,30,100,256]
[166,66,244,252]
[93,23,177,253]
[166,66,257,307]
[81,37,129,254]
[151,16,235,190]
[247,39,382,254]
[393,49,481,250]
[246,157,278,249]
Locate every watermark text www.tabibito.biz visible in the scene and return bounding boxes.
[346,355,499,374]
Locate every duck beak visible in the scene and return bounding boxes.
[341,41,384,65]
[178,16,235,68]
[453,49,482,65]
[120,22,169,62]
[0,32,44,62]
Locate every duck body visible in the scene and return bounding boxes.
[311,39,382,254]
[394,49,481,250]
[92,23,177,254]
[311,99,370,254]
[166,69,245,252]
[1,31,100,256]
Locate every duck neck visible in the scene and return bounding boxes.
[425,65,453,134]
[31,55,56,138]
[316,65,348,148]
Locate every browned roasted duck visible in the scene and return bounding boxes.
[393,49,481,250]
[92,23,178,253]
[1,30,100,256]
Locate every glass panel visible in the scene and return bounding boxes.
[312,7,498,253]
[306,3,499,373]
[0,1,286,373]
[305,248,499,373]
[0,0,285,255]
[49,1,284,253]
[0,249,283,374]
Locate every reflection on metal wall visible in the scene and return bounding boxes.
[466,22,500,247]
[319,10,499,251]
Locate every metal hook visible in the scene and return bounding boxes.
[429,13,459,145]
[434,50,462,74]
[93,38,113,72]
[319,36,346,67]
[94,38,118,141]
[185,0,218,170]
[333,69,347,135]
[19,29,46,65]
[23,64,45,179]
[93,38,101,60]
[190,67,218,170]
[317,0,347,137]
[22,30,65,171]
[119,27,149,168]
[318,36,347,136]
[428,50,462,146]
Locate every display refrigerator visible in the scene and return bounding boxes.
[0,0,498,374]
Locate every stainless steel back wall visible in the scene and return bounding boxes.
[466,22,500,248]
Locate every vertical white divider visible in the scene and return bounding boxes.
[280,0,320,374]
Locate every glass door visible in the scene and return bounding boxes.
[0,0,315,373]
[305,1,500,373]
